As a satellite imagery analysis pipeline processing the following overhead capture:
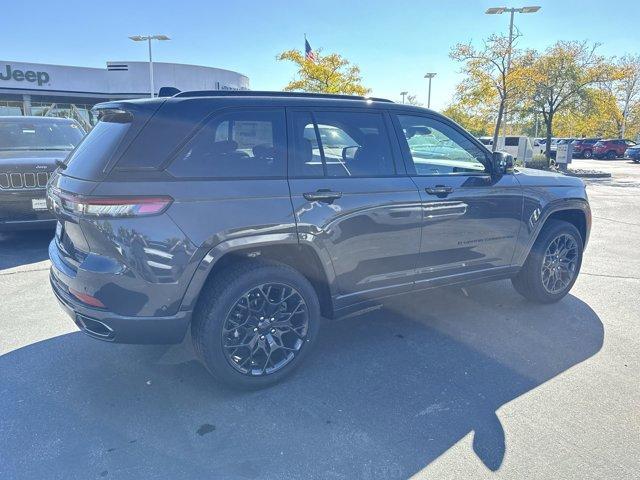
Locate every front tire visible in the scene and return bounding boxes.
[606,150,617,160]
[583,149,592,159]
[511,220,583,303]
[192,261,321,389]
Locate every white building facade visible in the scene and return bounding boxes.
[0,60,249,129]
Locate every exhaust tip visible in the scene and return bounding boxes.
[75,314,115,340]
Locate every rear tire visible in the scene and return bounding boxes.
[583,149,592,159]
[606,150,617,160]
[192,260,321,389]
[511,220,583,303]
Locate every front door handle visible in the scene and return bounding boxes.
[425,185,454,197]
[303,189,343,202]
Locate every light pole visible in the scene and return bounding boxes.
[400,91,408,104]
[129,35,171,98]
[424,73,436,109]
[485,6,540,138]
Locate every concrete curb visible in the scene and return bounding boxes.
[565,171,612,178]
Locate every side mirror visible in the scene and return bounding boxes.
[342,145,358,161]
[492,151,514,175]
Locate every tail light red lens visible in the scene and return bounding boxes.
[50,189,172,218]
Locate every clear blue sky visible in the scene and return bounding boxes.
[4,0,638,110]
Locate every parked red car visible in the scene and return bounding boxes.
[572,138,601,158]
[593,139,637,159]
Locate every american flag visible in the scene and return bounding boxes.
[305,39,316,62]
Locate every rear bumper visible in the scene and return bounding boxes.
[49,240,191,344]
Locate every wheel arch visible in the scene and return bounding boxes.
[180,235,337,319]
[517,199,591,266]
[546,208,588,245]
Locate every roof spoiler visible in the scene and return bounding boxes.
[158,87,181,97]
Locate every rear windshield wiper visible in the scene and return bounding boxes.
[55,159,67,170]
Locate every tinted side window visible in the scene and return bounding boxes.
[63,113,131,180]
[396,115,488,176]
[290,110,395,178]
[169,109,286,178]
[505,137,519,147]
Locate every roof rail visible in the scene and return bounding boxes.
[173,90,393,103]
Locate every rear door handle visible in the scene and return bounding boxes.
[303,189,343,202]
[425,185,454,197]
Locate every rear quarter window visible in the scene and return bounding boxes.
[168,108,286,179]
[63,111,131,180]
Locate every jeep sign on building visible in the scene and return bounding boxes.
[0,60,249,129]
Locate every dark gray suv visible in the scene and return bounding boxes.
[47,91,591,388]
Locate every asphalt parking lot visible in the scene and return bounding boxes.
[1,159,639,480]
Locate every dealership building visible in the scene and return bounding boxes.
[0,60,250,128]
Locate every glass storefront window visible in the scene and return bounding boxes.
[0,99,98,130]
[0,101,23,116]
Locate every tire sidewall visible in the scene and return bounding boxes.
[526,221,584,302]
[195,263,321,389]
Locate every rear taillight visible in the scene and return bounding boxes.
[50,189,172,218]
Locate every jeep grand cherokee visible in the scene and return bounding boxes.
[47,91,591,388]
[1,116,84,230]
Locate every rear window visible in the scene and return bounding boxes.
[504,137,520,147]
[62,111,131,180]
[0,120,83,151]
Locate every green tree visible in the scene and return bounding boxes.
[276,49,369,95]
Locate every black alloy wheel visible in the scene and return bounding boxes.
[222,283,309,376]
[540,233,579,294]
[192,261,321,389]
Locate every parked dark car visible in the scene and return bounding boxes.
[47,91,591,388]
[0,116,84,230]
[572,138,601,159]
[593,139,637,159]
[625,144,640,162]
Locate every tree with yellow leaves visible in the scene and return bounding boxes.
[276,48,369,96]
[527,41,617,161]
[450,33,534,150]
[552,88,620,138]
[602,54,640,138]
